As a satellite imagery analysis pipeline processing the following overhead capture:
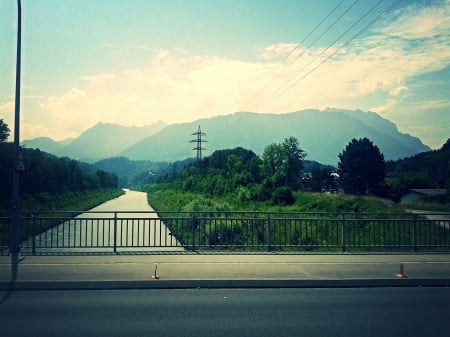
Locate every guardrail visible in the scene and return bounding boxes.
[0,210,449,254]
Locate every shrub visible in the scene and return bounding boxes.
[272,186,295,205]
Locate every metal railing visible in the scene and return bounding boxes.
[0,210,449,254]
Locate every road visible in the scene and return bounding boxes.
[407,209,450,230]
[1,288,449,337]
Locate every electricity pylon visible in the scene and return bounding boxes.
[190,125,207,161]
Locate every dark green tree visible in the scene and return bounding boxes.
[262,137,306,190]
[0,119,10,143]
[338,138,385,195]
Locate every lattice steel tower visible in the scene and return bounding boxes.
[190,125,207,161]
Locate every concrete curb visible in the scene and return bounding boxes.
[2,279,450,291]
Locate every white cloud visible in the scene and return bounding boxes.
[40,88,95,138]
[22,0,450,145]
[389,86,409,98]
[405,99,450,112]
[380,1,450,40]
[259,43,298,61]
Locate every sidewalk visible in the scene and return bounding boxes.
[1,253,450,290]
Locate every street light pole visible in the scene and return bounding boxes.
[11,0,22,281]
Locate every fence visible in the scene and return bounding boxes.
[0,210,449,254]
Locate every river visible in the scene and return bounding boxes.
[23,189,184,254]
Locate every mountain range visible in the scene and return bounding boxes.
[22,121,167,163]
[21,109,431,166]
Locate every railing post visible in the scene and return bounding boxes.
[412,214,417,252]
[267,213,271,252]
[31,213,36,256]
[113,212,117,254]
[341,213,346,252]
[191,213,197,252]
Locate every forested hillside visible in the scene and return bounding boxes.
[94,156,195,187]
[0,142,119,209]
[386,138,450,201]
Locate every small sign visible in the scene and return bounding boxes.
[15,149,25,172]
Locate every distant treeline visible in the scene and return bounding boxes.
[94,156,195,187]
[0,143,118,207]
[386,138,450,201]
[151,137,450,205]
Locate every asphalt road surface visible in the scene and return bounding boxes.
[1,287,449,337]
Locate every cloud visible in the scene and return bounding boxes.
[380,1,450,40]
[40,88,95,138]
[259,43,298,61]
[389,86,409,98]
[404,99,450,112]
[37,52,264,137]
[370,86,409,113]
[26,0,450,146]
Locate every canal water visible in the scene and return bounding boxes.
[23,189,184,254]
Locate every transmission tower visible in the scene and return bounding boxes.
[190,125,207,161]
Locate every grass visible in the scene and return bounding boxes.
[144,186,449,253]
[145,186,406,214]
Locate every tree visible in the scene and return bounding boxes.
[0,119,10,143]
[338,138,385,195]
[262,137,306,190]
[282,136,306,189]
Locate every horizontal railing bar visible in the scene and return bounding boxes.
[1,210,448,255]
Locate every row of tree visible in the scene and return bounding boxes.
[0,143,118,199]
[161,135,450,204]
[165,136,387,204]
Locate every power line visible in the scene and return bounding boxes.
[293,0,404,85]
[278,0,348,66]
[243,0,347,109]
[270,0,404,104]
[260,0,391,109]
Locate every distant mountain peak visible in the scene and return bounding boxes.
[22,109,430,165]
[120,108,430,165]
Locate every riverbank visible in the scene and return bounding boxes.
[1,188,124,212]
[0,189,124,247]
[4,189,183,255]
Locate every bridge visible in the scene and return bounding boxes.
[1,210,449,255]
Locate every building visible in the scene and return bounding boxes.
[400,189,447,204]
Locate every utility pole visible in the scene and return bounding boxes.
[190,125,207,161]
[11,0,22,280]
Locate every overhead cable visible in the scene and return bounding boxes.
[261,0,390,108]
[242,0,347,109]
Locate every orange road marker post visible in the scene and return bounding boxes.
[395,263,407,278]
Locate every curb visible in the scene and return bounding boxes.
[2,279,450,291]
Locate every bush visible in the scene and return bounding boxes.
[271,186,295,205]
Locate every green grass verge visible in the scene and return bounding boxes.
[144,186,449,253]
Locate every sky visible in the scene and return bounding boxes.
[1,0,449,149]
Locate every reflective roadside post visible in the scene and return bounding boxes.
[11,0,22,281]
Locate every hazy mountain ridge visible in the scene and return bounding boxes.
[23,121,167,163]
[22,136,74,153]
[120,109,430,165]
[22,109,430,166]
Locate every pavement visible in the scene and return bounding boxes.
[1,253,450,290]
